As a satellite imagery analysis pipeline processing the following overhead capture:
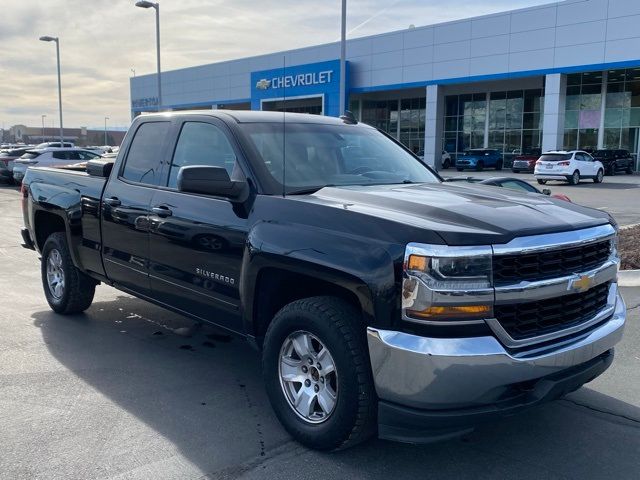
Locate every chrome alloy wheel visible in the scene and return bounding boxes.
[278,330,338,424]
[46,248,65,299]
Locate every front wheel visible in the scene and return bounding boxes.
[495,160,503,171]
[456,167,464,172]
[41,232,96,314]
[607,163,616,176]
[626,164,634,174]
[475,161,484,172]
[594,169,604,183]
[262,297,376,451]
[537,179,547,185]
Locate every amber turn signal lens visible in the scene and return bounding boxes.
[407,254,428,271]
[407,305,491,320]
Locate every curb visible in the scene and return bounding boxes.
[619,269,640,287]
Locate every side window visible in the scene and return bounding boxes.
[67,152,82,161]
[167,122,237,189]
[52,151,67,160]
[121,121,170,185]
[77,151,99,160]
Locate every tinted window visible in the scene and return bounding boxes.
[121,122,170,185]
[52,151,70,160]
[167,122,236,188]
[539,153,572,161]
[20,152,41,159]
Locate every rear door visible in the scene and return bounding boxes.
[147,118,248,331]
[101,120,172,296]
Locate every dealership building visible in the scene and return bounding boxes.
[130,0,640,170]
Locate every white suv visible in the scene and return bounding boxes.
[12,148,100,182]
[535,150,604,186]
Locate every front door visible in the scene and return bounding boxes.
[101,120,172,296]
[148,119,248,331]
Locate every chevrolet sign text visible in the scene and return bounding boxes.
[257,70,334,90]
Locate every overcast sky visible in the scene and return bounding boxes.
[0,0,552,129]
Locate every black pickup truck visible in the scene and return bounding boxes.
[21,111,626,450]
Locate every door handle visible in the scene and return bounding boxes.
[104,196,121,207]
[152,205,173,217]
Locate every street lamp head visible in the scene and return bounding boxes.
[135,1,157,9]
[39,35,58,42]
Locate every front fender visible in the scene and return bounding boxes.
[240,220,402,335]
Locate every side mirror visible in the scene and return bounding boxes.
[86,158,114,177]
[542,188,551,196]
[177,165,248,200]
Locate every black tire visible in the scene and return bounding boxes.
[607,163,616,176]
[626,163,634,174]
[495,160,503,171]
[456,167,463,172]
[476,161,484,172]
[442,159,451,169]
[594,169,604,183]
[262,296,376,451]
[568,170,580,185]
[41,232,96,314]
[537,179,547,185]
[512,169,520,174]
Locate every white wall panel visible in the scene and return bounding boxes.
[471,35,509,57]
[510,6,557,33]
[555,21,606,47]
[554,43,605,67]
[471,14,510,39]
[557,0,608,26]
[434,21,471,44]
[433,40,471,63]
[509,28,556,53]
[403,46,434,67]
[403,27,434,49]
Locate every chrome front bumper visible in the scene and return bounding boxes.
[367,286,626,410]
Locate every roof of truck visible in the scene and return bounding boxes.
[138,110,363,125]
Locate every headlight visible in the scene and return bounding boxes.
[402,243,493,322]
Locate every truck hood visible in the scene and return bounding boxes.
[295,182,611,245]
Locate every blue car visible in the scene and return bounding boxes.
[456,149,503,171]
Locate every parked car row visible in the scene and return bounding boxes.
[1,147,104,184]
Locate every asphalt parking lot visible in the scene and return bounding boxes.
[440,170,640,227]
[1,182,639,480]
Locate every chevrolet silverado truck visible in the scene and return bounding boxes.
[21,111,626,450]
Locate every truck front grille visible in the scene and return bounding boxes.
[494,283,610,340]
[493,240,611,286]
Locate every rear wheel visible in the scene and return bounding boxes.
[594,169,604,183]
[568,170,580,185]
[41,232,96,314]
[537,179,547,185]
[607,163,616,176]
[626,163,634,174]
[512,169,520,174]
[262,296,376,451]
[456,167,463,172]
[475,161,484,172]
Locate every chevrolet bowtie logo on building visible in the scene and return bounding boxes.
[568,274,595,293]
[255,78,271,90]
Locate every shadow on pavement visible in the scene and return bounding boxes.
[32,296,640,479]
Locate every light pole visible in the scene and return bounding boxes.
[135,1,162,111]
[104,117,109,145]
[39,36,64,145]
[41,115,46,142]
[339,0,347,115]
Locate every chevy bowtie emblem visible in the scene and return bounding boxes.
[569,274,595,293]
[255,78,271,90]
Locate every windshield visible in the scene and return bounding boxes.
[20,152,41,160]
[539,153,572,162]
[239,123,439,193]
[464,149,492,156]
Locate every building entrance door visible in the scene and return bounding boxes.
[262,96,323,115]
